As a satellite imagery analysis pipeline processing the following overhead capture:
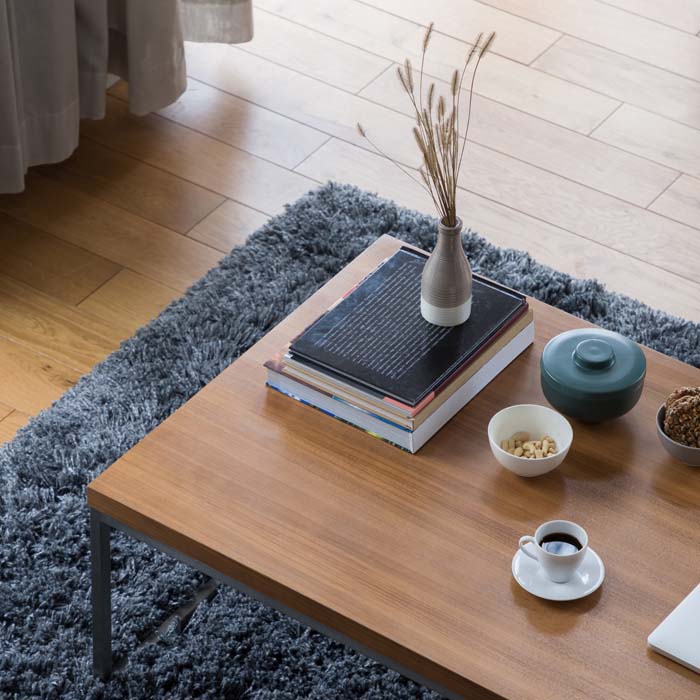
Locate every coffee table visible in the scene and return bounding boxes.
[88,235,700,700]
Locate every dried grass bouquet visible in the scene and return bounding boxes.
[358,24,495,227]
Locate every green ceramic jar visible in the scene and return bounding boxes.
[540,329,646,423]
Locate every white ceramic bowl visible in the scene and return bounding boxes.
[487,404,573,477]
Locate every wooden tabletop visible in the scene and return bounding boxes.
[88,235,700,700]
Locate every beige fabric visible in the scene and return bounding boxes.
[181,0,253,43]
[0,0,253,193]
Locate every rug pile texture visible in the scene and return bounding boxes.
[1,183,698,699]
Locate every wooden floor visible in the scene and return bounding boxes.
[0,0,699,443]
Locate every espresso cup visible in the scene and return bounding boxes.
[519,520,588,583]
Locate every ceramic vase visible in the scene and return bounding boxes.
[420,217,473,326]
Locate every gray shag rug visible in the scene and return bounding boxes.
[1,183,698,700]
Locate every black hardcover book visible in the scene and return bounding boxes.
[289,247,527,407]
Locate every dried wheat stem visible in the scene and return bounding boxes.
[365,25,495,226]
[357,123,429,194]
[457,32,495,177]
[419,23,433,116]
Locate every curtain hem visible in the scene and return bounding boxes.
[108,31,188,115]
[0,0,254,193]
[1,97,81,192]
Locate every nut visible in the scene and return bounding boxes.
[503,432,558,459]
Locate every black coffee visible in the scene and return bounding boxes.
[539,532,582,556]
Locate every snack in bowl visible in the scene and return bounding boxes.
[663,387,700,448]
[488,404,573,477]
[500,432,557,459]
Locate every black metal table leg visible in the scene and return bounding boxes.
[90,509,112,677]
[85,510,463,698]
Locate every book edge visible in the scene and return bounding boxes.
[267,321,535,453]
[289,248,528,406]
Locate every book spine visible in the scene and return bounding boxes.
[269,366,413,429]
[284,357,411,417]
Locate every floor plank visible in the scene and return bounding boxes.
[78,270,181,334]
[361,67,677,206]
[184,42,421,168]
[533,36,700,131]
[0,274,126,372]
[0,402,13,423]
[0,0,698,433]
[185,42,690,262]
[0,410,31,445]
[451,141,700,284]
[81,96,317,214]
[0,337,80,415]
[184,41,652,216]
[296,137,700,321]
[243,9,391,92]
[38,137,225,234]
[111,78,329,170]
[477,0,700,80]
[359,0,561,64]
[649,175,700,230]
[0,213,121,304]
[0,173,223,292]
[593,104,700,178]
[188,200,270,252]
[596,0,700,33]
[258,0,618,133]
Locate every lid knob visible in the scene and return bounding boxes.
[573,338,615,370]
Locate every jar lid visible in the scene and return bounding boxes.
[541,328,646,398]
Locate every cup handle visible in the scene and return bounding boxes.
[519,535,539,561]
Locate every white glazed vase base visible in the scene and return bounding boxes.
[420,295,472,327]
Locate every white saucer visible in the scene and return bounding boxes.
[511,547,605,601]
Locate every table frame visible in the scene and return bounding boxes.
[89,508,466,699]
[86,236,700,700]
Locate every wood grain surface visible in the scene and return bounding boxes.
[474,0,700,81]
[2,0,700,435]
[296,139,700,322]
[532,36,700,131]
[649,175,700,229]
[89,236,700,700]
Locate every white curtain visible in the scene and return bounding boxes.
[0,0,253,193]
[181,0,253,43]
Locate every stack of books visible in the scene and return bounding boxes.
[265,247,534,452]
